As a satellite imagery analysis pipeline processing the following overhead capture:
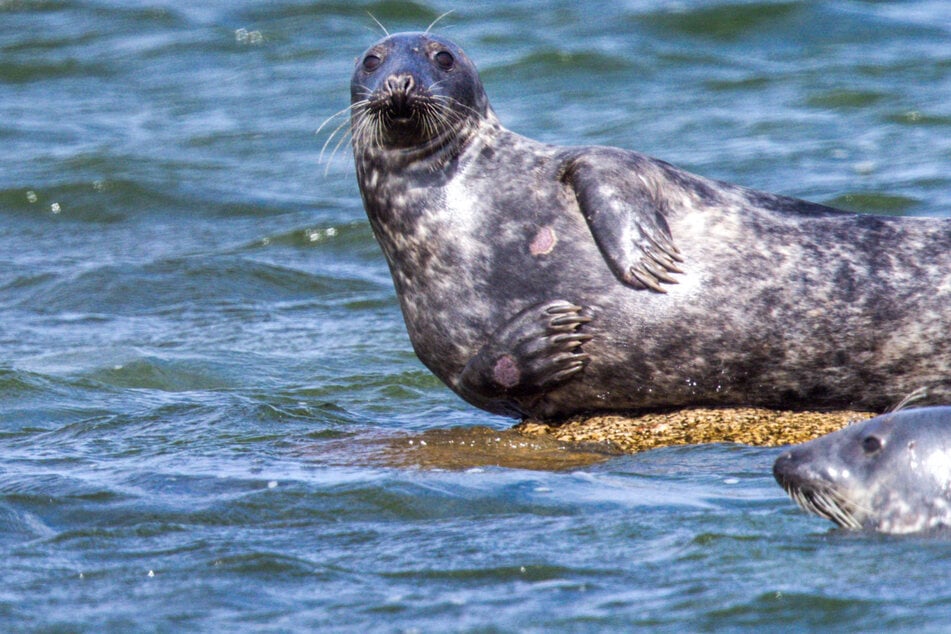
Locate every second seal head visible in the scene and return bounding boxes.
[774,406,951,534]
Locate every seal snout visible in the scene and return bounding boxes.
[375,72,418,119]
[384,73,415,95]
[772,444,827,495]
[772,449,801,492]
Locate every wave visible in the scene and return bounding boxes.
[10,255,366,316]
[0,180,191,223]
[640,2,801,41]
[823,192,921,215]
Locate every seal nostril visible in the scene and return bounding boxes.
[385,74,414,94]
[382,74,417,118]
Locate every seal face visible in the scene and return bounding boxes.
[774,407,951,534]
[349,32,951,421]
[350,32,490,162]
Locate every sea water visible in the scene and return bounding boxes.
[2,1,951,631]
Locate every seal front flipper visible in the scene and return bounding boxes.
[561,148,684,293]
[455,300,592,417]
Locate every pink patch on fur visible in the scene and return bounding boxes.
[492,355,520,388]
[529,226,557,256]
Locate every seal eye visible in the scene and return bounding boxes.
[861,435,883,454]
[362,54,382,72]
[434,50,454,70]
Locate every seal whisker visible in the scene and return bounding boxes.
[370,111,386,150]
[351,102,386,152]
[316,102,360,137]
[347,107,371,147]
[325,96,389,166]
[319,116,352,152]
[425,10,454,35]
[349,108,383,155]
[423,97,457,125]
[431,93,486,121]
[319,110,365,173]
[322,131,353,175]
[351,82,375,100]
[429,95,475,121]
[419,101,445,142]
[352,83,478,157]
[366,12,389,37]
[817,490,863,529]
[327,124,361,173]
[317,102,366,159]
[781,476,863,529]
[891,386,931,412]
[431,102,471,140]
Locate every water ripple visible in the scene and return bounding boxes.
[2,1,951,630]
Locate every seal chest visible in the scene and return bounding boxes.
[346,31,951,421]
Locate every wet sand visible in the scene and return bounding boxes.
[339,408,876,471]
[516,407,874,454]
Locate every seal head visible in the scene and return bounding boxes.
[774,407,951,534]
[350,32,491,158]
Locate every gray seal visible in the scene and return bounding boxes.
[347,32,951,420]
[774,406,951,533]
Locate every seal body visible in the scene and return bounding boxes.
[774,407,951,533]
[349,32,951,420]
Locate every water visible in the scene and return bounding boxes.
[2,0,950,630]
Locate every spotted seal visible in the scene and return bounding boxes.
[346,31,951,420]
[774,406,951,533]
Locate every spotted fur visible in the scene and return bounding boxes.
[348,32,951,420]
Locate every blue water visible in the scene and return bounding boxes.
[2,1,951,631]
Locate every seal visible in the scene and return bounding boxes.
[773,406,951,534]
[347,31,951,420]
